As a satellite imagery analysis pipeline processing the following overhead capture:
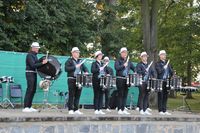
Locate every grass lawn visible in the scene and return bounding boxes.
[168,92,200,113]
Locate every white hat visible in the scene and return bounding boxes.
[95,51,104,57]
[104,56,109,61]
[31,42,40,48]
[140,52,148,57]
[71,47,80,53]
[159,50,166,56]
[119,47,128,53]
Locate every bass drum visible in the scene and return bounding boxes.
[37,55,62,80]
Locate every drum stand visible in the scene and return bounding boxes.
[39,81,61,112]
[174,92,191,112]
[2,82,14,108]
[63,92,69,109]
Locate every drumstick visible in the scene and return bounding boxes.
[146,61,153,72]
[122,56,129,69]
[102,62,109,69]
[125,56,130,64]
[45,51,49,60]
[166,60,170,66]
[79,59,86,66]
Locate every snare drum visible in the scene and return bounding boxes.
[7,76,14,83]
[111,76,116,88]
[100,75,112,90]
[148,79,163,92]
[170,77,182,89]
[82,74,92,88]
[76,74,83,89]
[176,86,198,92]
[75,74,93,88]
[104,75,111,89]
[126,74,133,87]
[0,76,8,83]
[0,76,14,83]
[127,74,142,87]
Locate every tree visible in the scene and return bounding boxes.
[141,0,159,62]
[158,0,200,98]
[140,0,159,106]
[92,0,142,60]
[0,0,95,56]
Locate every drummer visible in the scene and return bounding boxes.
[65,47,89,115]
[155,50,174,115]
[114,47,135,115]
[103,56,114,112]
[91,51,109,115]
[136,52,155,115]
[23,42,48,113]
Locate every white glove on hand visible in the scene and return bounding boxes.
[164,65,168,69]
[76,64,81,68]
[100,67,104,71]
[124,62,128,67]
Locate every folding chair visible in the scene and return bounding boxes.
[9,84,23,108]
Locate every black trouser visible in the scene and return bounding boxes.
[24,72,37,108]
[103,89,110,109]
[157,81,168,112]
[116,78,128,111]
[92,78,103,110]
[138,83,149,112]
[137,87,150,108]
[67,78,82,111]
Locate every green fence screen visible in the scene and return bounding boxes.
[0,50,139,106]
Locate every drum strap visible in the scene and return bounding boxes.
[73,59,82,77]
[97,62,105,78]
[142,63,149,81]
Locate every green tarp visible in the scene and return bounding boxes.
[0,50,138,106]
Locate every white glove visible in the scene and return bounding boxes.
[164,65,168,69]
[76,64,81,68]
[84,72,88,75]
[100,67,104,71]
[124,62,128,67]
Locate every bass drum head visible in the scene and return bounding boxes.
[37,55,62,80]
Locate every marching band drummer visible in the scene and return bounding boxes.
[115,47,135,115]
[91,51,109,115]
[136,52,155,115]
[155,50,174,115]
[103,56,114,112]
[65,47,89,115]
[23,42,48,113]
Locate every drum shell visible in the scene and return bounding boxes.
[37,56,62,80]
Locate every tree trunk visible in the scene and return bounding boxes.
[186,60,193,99]
[150,0,158,62]
[186,2,194,99]
[141,0,159,107]
[141,0,150,53]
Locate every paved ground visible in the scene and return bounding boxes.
[0,108,199,122]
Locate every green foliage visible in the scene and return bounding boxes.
[0,0,199,81]
[158,0,200,81]
[0,0,95,56]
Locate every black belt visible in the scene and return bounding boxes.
[26,70,36,73]
[68,77,76,79]
[116,76,127,79]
